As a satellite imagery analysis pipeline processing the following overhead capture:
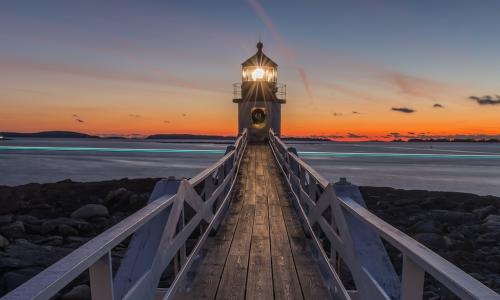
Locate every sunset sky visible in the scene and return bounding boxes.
[1,0,500,140]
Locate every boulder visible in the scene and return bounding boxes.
[58,224,78,236]
[61,284,91,300]
[413,233,446,250]
[2,267,44,292]
[0,214,13,225]
[71,204,108,220]
[473,205,497,220]
[104,188,132,205]
[0,221,25,239]
[0,234,9,248]
[408,220,440,234]
[483,215,500,231]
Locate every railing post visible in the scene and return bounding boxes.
[89,251,114,300]
[401,255,425,300]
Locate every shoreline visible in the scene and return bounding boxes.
[0,178,499,297]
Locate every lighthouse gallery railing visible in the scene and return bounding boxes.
[3,130,248,300]
[268,129,498,300]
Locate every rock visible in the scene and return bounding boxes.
[484,215,500,231]
[430,210,475,225]
[473,205,497,220]
[2,239,72,269]
[0,214,13,225]
[41,218,90,235]
[408,220,440,234]
[0,221,25,238]
[393,198,420,206]
[34,235,63,246]
[0,234,9,248]
[2,267,44,292]
[476,232,500,247]
[58,224,78,236]
[413,233,446,250]
[71,204,108,220]
[61,284,91,300]
[104,187,132,205]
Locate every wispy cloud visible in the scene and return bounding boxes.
[0,57,222,94]
[332,112,343,117]
[247,0,313,100]
[469,95,500,105]
[433,103,444,108]
[352,111,361,115]
[391,107,415,113]
[383,72,446,98]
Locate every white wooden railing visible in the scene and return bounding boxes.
[3,130,248,300]
[268,129,499,300]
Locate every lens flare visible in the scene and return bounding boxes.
[251,68,265,80]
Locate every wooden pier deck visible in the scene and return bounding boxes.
[176,144,329,300]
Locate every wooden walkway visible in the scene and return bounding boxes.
[175,144,329,300]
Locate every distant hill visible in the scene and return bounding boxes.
[1,131,99,139]
[146,134,235,140]
[405,138,500,143]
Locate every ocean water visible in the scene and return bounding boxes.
[1,138,499,196]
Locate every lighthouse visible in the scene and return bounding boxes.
[233,42,286,142]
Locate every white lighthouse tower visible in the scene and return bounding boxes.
[233,42,286,142]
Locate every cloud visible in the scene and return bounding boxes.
[182,113,187,117]
[469,95,500,105]
[75,119,84,123]
[391,107,415,113]
[347,133,368,138]
[327,135,344,139]
[433,103,444,108]
[247,0,313,100]
[128,114,141,118]
[384,72,445,98]
[408,132,415,135]
[72,114,79,118]
[389,132,401,138]
[164,120,170,124]
[352,111,361,114]
[332,112,343,117]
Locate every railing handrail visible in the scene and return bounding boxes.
[3,129,248,300]
[268,129,499,300]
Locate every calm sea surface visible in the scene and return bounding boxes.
[1,138,499,196]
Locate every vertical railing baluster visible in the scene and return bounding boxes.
[89,252,114,300]
[401,255,425,300]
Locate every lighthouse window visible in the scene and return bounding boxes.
[242,66,276,82]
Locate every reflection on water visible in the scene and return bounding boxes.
[1,138,499,196]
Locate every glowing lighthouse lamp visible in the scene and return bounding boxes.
[233,42,286,142]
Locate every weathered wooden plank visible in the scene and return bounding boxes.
[247,238,273,300]
[215,203,255,299]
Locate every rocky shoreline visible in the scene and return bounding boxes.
[0,179,499,298]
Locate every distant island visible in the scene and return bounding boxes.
[146,134,235,140]
[1,131,99,139]
[394,138,500,143]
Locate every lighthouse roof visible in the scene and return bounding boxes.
[242,42,278,68]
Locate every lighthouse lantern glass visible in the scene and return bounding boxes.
[242,66,277,82]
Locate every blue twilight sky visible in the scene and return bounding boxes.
[1,0,499,138]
